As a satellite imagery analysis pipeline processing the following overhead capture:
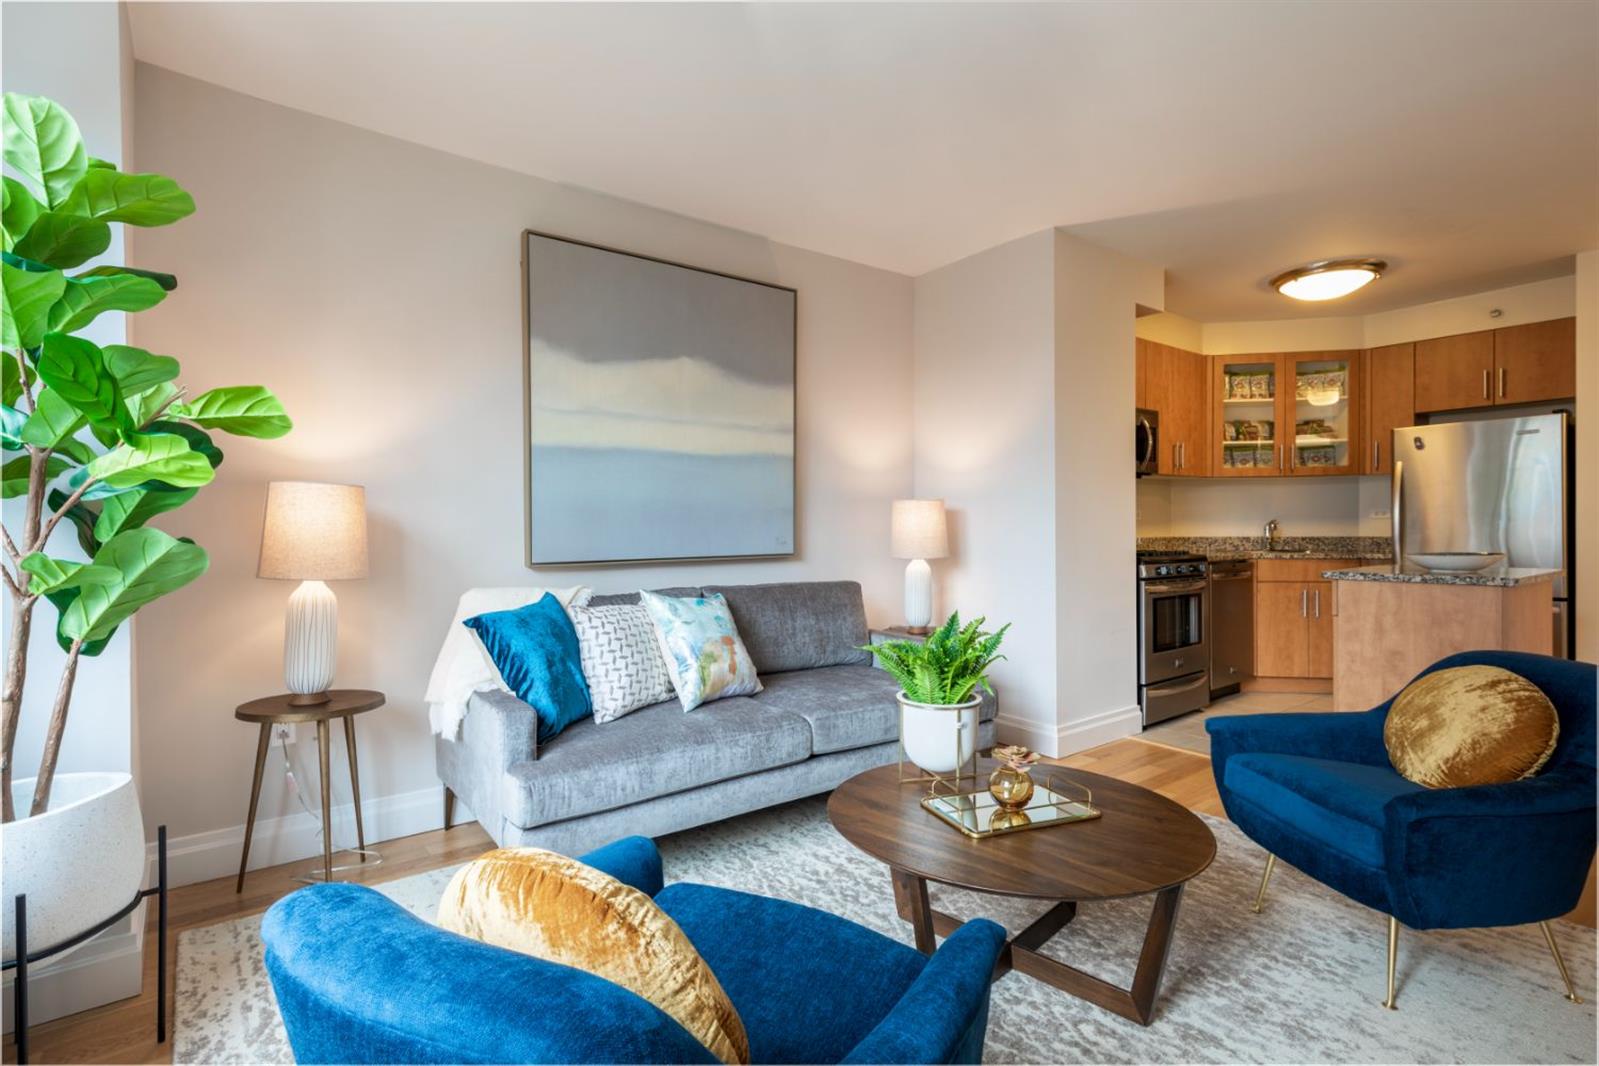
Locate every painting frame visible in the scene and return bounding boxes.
[521,229,798,568]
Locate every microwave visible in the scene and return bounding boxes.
[1136,409,1158,477]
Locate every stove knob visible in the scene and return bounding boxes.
[1156,565,1169,576]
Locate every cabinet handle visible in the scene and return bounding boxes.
[1178,441,1185,469]
[1173,443,1180,470]
[1372,439,1379,471]
[1300,588,1308,617]
[1278,444,1285,470]
[1482,369,1490,400]
[1498,366,1506,399]
[1313,589,1321,619]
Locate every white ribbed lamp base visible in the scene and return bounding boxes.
[903,557,933,633]
[284,580,338,703]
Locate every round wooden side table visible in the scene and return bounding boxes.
[234,689,385,892]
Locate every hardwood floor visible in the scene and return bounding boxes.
[5,733,1583,1063]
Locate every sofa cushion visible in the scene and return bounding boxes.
[1225,753,1424,867]
[589,586,702,608]
[503,697,811,828]
[464,594,592,744]
[751,665,997,755]
[656,882,925,1065]
[702,582,871,675]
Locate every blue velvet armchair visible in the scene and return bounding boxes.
[262,836,1007,1064]
[1208,650,1596,1009]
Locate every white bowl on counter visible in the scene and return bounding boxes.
[1409,552,1505,573]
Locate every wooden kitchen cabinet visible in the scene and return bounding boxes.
[1212,353,1359,477]
[1413,318,1574,412]
[1306,581,1335,677]
[1212,354,1283,476]
[1135,337,1152,410]
[1363,342,1414,474]
[1494,317,1576,404]
[1255,581,1310,677]
[1140,340,1209,475]
[1415,330,1494,411]
[1254,560,1359,681]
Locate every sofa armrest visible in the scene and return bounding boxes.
[1383,768,1598,928]
[578,836,665,897]
[841,919,1006,1065]
[463,688,540,767]
[1207,708,1390,780]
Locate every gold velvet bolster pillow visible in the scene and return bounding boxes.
[1384,665,1559,789]
[437,848,749,1065]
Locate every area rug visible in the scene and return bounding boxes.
[175,796,1596,1064]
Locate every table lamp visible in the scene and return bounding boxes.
[891,498,948,634]
[258,481,369,705]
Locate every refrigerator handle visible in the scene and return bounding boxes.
[1391,458,1404,568]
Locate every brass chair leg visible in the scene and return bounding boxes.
[1251,853,1276,913]
[1382,915,1399,1010]
[1539,921,1585,1004]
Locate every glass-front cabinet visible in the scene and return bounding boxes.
[1285,352,1359,476]
[1212,352,1361,477]
[1213,355,1284,477]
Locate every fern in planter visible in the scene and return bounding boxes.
[1,92,291,821]
[865,613,1008,705]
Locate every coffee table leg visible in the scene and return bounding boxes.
[1128,884,1184,1023]
[891,868,937,955]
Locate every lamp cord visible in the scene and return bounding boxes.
[279,731,381,881]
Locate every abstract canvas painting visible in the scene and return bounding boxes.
[523,232,796,565]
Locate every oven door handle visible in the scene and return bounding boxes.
[1143,580,1207,594]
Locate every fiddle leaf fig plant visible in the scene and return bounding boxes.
[1,91,292,821]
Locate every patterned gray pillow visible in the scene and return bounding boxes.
[569,603,674,722]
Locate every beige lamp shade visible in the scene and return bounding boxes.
[891,499,948,560]
[257,481,370,580]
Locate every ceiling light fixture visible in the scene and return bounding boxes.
[1271,258,1387,302]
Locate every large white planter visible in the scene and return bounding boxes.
[2,772,145,963]
[897,692,982,775]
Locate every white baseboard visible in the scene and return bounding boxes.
[1,911,143,1034]
[145,784,446,889]
[995,703,1143,757]
[1058,703,1143,754]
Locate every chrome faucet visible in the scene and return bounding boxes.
[1263,518,1279,549]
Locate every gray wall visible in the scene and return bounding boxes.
[129,64,915,874]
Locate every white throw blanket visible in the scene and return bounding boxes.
[425,586,591,738]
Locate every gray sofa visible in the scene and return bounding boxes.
[435,580,998,854]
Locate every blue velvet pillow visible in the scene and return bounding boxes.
[464,594,591,743]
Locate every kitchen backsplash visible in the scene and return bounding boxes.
[1137,535,1394,560]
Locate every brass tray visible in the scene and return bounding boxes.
[921,778,1101,839]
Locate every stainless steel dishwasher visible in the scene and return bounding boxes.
[1209,559,1253,698]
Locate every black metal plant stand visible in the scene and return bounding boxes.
[3,825,167,1065]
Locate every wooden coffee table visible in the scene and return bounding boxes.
[828,761,1215,1025]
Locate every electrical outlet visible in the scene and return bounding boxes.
[1369,507,1391,519]
[274,724,295,744]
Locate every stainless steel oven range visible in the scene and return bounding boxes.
[1137,550,1210,726]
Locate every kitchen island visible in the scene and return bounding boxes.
[1324,563,1560,711]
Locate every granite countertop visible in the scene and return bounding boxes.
[1322,564,1563,587]
[1138,535,1394,563]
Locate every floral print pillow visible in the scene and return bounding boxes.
[639,591,762,711]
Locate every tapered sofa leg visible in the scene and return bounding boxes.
[1251,854,1276,914]
[1382,916,1399,1010]
[1539,921,1584,1003]
[443,786,456,831]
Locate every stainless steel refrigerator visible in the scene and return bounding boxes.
[1391,412,1574,657]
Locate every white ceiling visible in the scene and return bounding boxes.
[127,1,1599,321]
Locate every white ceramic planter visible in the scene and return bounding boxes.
[2,772,145,963]
[897,692,981,775]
